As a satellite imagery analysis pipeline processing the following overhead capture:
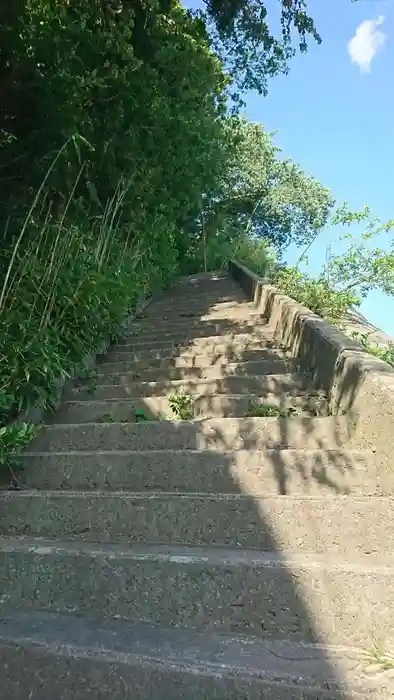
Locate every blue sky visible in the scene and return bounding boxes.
[242,0,394,335]
[186,0,394,335]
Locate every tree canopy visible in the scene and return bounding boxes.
[203,118,333,251]
[0,0,329,259]
[192,0,321,95]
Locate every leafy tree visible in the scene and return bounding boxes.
[194,118,333,255]
[189,0,321,95]
[272,205,394,325]
[0,1,232,250]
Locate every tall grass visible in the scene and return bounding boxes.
[0,180,179,468]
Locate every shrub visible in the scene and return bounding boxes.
[234,236,275,278]
[0,186,179,466]
[273,266,358,326]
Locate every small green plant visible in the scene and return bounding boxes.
[77,367,98,382]
[134,409,149,423]
[100,412,115,423]
[247,401,301,418]
[246,399,323,418]
[0,423,42,476]
[108,328,128,345]
[272,203,394,327]
[363,642,394,674]
[168,391,194,420]
[352,331,394,368]
[273,266,355,326]
[247,402,284,417]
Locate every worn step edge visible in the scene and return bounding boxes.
[69,374,313,400]
[0,610,390,698]
[4,491,391,501]
[2,539,394,647]
[91,359,295,383]
[16,448,376,495]
[30,416,349,452]
[116,332,277,349]
[130,312,265,327]
[1,538,392,573]
[125,319,269,337]
[1,492,393,554]
[52,393,328,424]
[98,349,287,370]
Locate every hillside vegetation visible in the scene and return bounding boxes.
[1,0,393,465]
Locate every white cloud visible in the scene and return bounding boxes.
[347,15,387,73]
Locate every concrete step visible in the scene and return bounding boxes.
[132,310,265,328]
[149,296,250,312]
[29,416,348,452]
[157,284,243,297]
[141,300,257,318]
[0,539,392,648]
[112,334,279,355]
[98,346,285,368]
[90,359,295,384]
[118,330,277,350]
[52,393,328,424]
[69,373,315,400]
[2,492,391,556]
[143,303,259,318]
[18,448,376,494]
[0,611,389,700]
[104,340,280,366]
[124,320,269,342]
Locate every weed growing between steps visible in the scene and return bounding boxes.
[0,423,42,487]
[0,185,180,472]
[363,642,394,674]
[247,402,292,418]
[247,397,327,418]
[168,392,194,421]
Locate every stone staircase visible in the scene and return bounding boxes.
[0,271,393,699]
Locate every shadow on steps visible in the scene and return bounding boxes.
[0,272,385,698]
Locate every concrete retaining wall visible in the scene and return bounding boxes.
[229,259,394,465]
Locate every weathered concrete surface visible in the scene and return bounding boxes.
[19,448,375,494]
[1,540,393,647]
[98,346,286,370]
[1,491,393,554]
[52,392,328,424]
[29,416,349,452]
[69,373,315,400]
[114,329,277,350]
[2,269,392,699]
[126,319,269,343]
[92,358,295,383]
[1,611,389,699]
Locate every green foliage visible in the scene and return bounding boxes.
[247,402,284,418]
[0,0,230,244]
[0,0,357,470]
[197,0,321,95]
[327,204,394,298]
[197,119,334,253]
[0,183,180,465]
[168,391,194,420]
[234,236,274,278]
[273,266,357,326]
[0,423,41,469]
[272,204,394,326]
[351,332,394,368]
